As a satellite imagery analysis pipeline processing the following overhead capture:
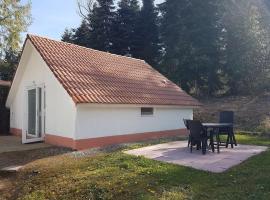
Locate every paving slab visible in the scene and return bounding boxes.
[0,137,71,172]
[0,136,51,154]
[0,136,53,172]
[125,141,268,173]
[0,165,23,172]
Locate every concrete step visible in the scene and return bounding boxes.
[0,165,23,172]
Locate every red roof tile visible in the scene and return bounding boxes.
[27,34,200,106]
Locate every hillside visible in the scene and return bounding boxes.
[194,93,270,134]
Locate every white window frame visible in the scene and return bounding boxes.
[22,83,45,144]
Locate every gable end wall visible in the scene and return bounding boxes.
[8,40,77,140]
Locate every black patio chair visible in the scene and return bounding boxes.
[188,120,208,155]
[219,111,237,148]
[183,119,191,147]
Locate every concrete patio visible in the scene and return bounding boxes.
[125,141,268,173]
[0,136,50,154]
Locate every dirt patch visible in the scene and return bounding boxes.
[0,172,17,200]
[194,94,270,133]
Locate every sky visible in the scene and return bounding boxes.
[21,0,164,41]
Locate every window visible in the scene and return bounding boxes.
[141,107,154,116]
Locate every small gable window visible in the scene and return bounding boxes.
[141,107,154,116]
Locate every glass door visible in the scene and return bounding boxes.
[27,88,37,137]
[23,85,45,143]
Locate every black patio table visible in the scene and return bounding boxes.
[202,123,233,153]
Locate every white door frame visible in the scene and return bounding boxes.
[22,83,45,143]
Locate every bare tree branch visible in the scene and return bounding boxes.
[77,0,94,19]
[0,16,9,23]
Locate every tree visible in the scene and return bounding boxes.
[0,0,31,56]
[221,0,270,94]
[61,28,75,43]
[73,19,91,47]
[133,0,160,67]
[111,0,140,56]
[0,50,19,80]
[62,0,115,52]
[87,0,115,52]
[160,0,222,95]
[0,0,31,82]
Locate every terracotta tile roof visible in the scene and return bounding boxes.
[0,80,11,87]
[27,34,200,106]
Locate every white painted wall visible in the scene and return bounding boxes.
[7,40,77,138]
[75,104,193,140]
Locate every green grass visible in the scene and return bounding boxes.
[9,134,270,200]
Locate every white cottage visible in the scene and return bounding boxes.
[6,34,200,150]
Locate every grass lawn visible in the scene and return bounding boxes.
[2,134,270,200]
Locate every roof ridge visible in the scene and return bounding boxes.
[27,33,146,63]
